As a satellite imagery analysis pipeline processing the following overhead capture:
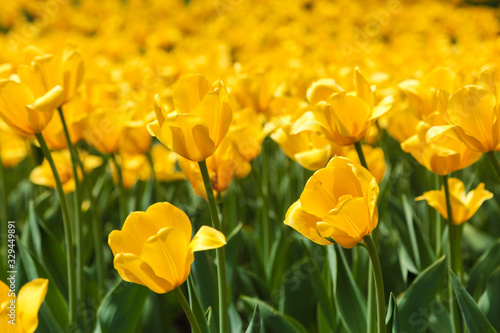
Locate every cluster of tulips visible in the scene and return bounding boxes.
[1,0,500,332]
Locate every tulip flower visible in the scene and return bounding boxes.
[0,80,64,136]
[147,74,232,162]
[270,116,336,171]
[83,108,131,154]
[30,149,102,193]
[0,124,28,168]
[285,155,379,248]
[426,69,500,153]
[402,113,482,175]
[150,144,185,183]
[416,178,493,225]
[42,94,89,150]
[0,278,48,333]
[293,68,393,146]
[110,153,151,189]
[108,202,226,293]
[342,144,386,184]
[18,45,84,105]
[179,136,251,199]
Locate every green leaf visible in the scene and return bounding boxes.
[187,276,210,333]
[94,280,149,333]
[385,293,400,333]
[17,241,68,332]
[302,241,336,331]
[427,300,452,333]
[398,256,447,332]
[449,269,496,333]
[328,246,367,333]
[245,304,261,333]
[467,240,500,298]
[240,296,308,333]
[478,267,500,330]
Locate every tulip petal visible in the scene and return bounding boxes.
[371,95,394,120]
[191,83,232,150]
[464,183,493,222]
[300,167,338,218]
[307,78,343,105]
[140,227,193,290]
[190,226,227,252]
[17,278,48,333]
[109,212,159,256]
[294,145,331,171]
[173,74,212,114]
[0,80,39,135]
[28,85,64,112]
[318,196,371,248]
[416,191,447,220]
[448,85,496,151]
[354,68,375,107]
[160,113,215,161]
[284,200,332,245]
[113,253,173,294]
[145,202,192,241]
[328,92,371,138]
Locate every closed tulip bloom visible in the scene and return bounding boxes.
[108,202,226,293]
[110,153,151,189]
[0,278,48,333]
[416,178,493,225]
[0,80,64,136]
[285,156,379,248]
[147,74,232,162]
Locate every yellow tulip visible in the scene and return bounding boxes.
[342,145,386,184]
[227,107,265,162]
[402,113,482,175]
[293,68,393,146]
[416,178,493,225]
[426,69,500,152]
[108,202,226,293]
[30,149,76,193]
[30,149,102,193]
[83,108,130,154]
[110,153,151,189]
[267,111,343,171]
[42,94,89,150]
[0,80,64,136]
[147,74,232,162]
[0,278,48,333]
[0,125,28,168]
[150,144,185,183]
[18,45,84,104]
[179,136,251,199]
[285,156,379,248]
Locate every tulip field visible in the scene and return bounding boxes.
[2,0,500,332]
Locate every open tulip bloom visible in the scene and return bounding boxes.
[108,202,226,293]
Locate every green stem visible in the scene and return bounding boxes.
[110,154,127,226]
[173,287,202,333]
[487,151,500,179]
[145,150,161,202]
[363,235,386,333]
[354,141,368,170]
[198,160,228,333]
[35,132,76,327]
[57,107,105,292]
[0,155,7,280]
[442,174,462,333]
[57,107,84,325]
